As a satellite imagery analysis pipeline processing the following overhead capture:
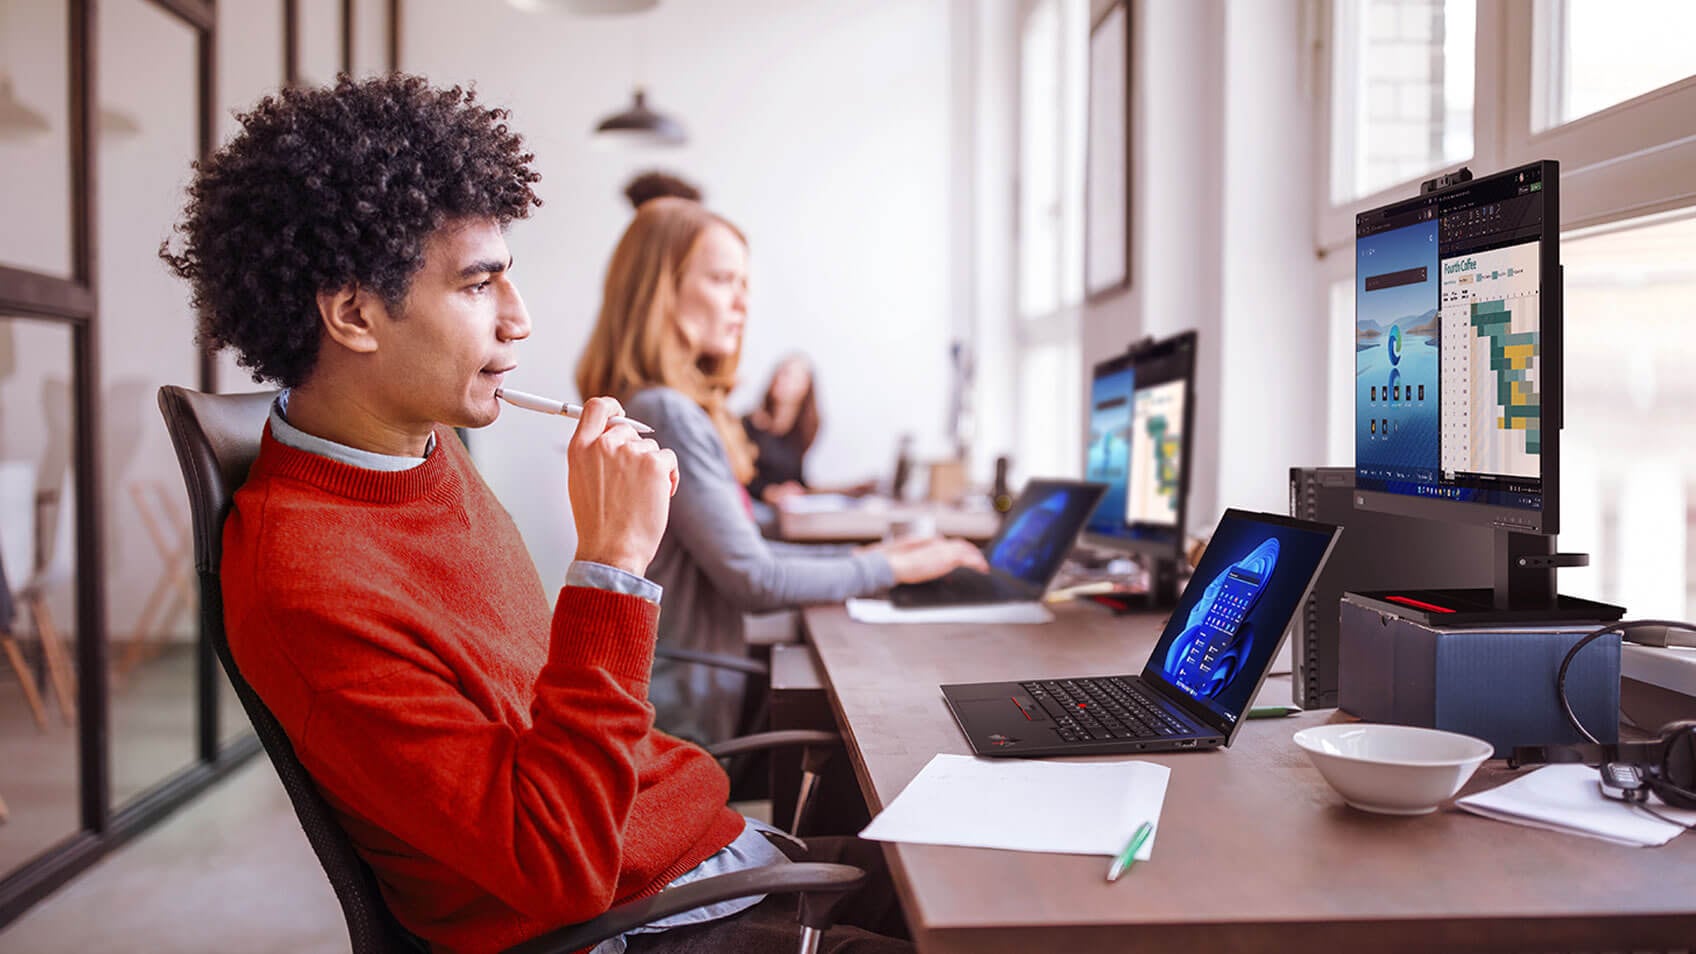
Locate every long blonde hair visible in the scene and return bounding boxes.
[576,197,756,483]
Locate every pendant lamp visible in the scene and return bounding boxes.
[593,87,686,148]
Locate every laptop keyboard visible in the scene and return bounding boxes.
[892,568,1020,606]
[1022,677,1191,743]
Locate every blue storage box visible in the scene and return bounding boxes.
[1337,594,1619,757]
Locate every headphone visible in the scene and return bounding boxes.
[1507,619,1696,812]
[1510,719,1696,810]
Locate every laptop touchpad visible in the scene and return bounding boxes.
[960,696,1047,725]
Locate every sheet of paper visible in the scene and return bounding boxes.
[845,599,1054,625]
[860,754,1169,858]
[1456,764,1696,847]
[778,493,859,514]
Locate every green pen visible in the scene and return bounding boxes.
[1247,704,1303,719]
[1105,820,1154,883]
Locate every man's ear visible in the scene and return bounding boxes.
[317,284,385,355]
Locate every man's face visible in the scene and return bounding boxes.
[371,217,530,432]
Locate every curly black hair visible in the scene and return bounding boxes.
[622,170,702,210]
[161,74,542,387]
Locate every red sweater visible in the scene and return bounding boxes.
[222,424,744,954]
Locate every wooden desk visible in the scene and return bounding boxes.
[803,604,1696,953]
[776,500,999,544]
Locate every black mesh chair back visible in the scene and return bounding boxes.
[158,385,424,954]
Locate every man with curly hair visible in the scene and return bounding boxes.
[162,75,907,954]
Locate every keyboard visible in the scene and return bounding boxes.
[1022,677,1191,744]
[889,568,1027,607]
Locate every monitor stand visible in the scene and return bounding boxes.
[1145,555,1180,608]
[1353,529,1625,626]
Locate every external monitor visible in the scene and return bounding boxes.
[1083,330,1197,602]
[1352,160,1620,623]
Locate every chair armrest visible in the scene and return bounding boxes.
[500,862,866,954]
[656,645,769,676]
[705,729,841,759]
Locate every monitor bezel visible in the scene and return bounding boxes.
[1351,159,1561,537]
[1080,330,1198,558]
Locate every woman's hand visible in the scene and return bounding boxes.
[881,536,989,584]
[761,480,806,506]
[568,396,679,577]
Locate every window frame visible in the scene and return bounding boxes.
[1312,0,1696,565]
[1012,0,1090,480]
[1317,0,1696,256]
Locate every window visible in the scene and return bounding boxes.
[1014,0,1088,481]
[1329,0,1475,204]
[1319,0,1696,618]
[1017,0,1087,319]
[1533,0,1696,131]
[1558,211,1696,618]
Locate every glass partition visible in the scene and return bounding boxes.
[0,0,75,279]
[99,0,201,808]
[0,316,81,875]
[298,0,345,87]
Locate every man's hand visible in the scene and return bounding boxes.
[568,396,679,577]
[882,536,989,584]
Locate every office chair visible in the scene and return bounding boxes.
[158,385,863,954]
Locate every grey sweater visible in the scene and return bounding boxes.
[627,386,895,743]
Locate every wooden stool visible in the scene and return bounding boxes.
[2,630,49,730]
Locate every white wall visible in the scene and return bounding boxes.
[402,0,959,587]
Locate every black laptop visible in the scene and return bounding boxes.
[888,479,1106,608]
[941,509,1340,757]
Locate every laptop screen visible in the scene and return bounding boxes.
[1141,510,1339,731]
[986,480,1106,586]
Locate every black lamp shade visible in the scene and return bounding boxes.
[593,88,686,147]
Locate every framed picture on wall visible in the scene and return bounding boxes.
[1085,0,1131,301]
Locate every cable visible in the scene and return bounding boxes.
[1556,619,1696,745]
[1631,801,1696,830]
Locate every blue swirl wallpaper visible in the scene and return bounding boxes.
[1145,515,1336,724]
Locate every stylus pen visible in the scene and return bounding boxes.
[496,388,654,435]
[1106,820,1154,883]
[1247,704,1304,719]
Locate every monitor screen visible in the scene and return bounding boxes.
[1141,510,1339,731]
[1082,331,1196,555]
[1354,160,1559,534]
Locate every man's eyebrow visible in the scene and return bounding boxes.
[458,257,513,279]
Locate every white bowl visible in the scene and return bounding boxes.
[1292,723,1494,816]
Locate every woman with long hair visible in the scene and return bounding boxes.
[743,353,819,507]
[577,198,984,743]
